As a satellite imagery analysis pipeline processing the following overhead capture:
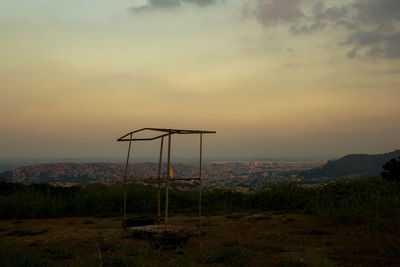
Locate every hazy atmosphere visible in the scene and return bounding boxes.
[1,0,399,161]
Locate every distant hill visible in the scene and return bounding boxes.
[300,150,400,180]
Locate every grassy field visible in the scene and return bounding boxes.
[1,212,400,266]
[1,177,400,266]
[2,177,400,223]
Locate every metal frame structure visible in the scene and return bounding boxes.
[117,128,216,231]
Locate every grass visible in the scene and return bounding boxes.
[0,213,399,266]
[225,214,245,220]
[200,218,218,227]
[268,245,288,253]
[1,177,400,265]
[103,255,136,266]
[98,240,118,253]
[200,242,250,266]
[83,218,96,224]
[44,247,75,259]
[279,258,308,267]
[4,228,48,236]
[297,228,332,236]
[0,240,52,267]
[327,248,345,261]
[281,216,298,223]
[381,244,400,258]
[1,177,400,225]
[246,243,288,253]
[248,213,272,221]
[366,219,399,234]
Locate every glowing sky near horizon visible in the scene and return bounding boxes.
[0,0,399,161]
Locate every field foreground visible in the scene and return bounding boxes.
[1,213,400,266]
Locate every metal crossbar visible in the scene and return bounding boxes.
[126,178,201,182]
[117,128,216,142]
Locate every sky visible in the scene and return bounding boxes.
[0,0,399,161]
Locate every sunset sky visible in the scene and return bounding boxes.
[1,0,399,161]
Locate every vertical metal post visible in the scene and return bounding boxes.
[199,133,203,227]
[157,136,164,225]
[123,133,132,219]
[165,131,171,232]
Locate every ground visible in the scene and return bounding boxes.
[1,213,399,266]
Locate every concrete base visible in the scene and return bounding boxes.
[126,224,199,249]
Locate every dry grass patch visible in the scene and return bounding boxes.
[0,214,399,266]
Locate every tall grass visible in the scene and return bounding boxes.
[315,177,400,222]
[0,240,52,267]
[1,177,399,222]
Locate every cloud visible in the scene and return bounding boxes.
[129,0,400,60]
[312,0,348,28]
[290,0,348,34]
[340,1,400,59]
[130,0,217,12]
[344,31,400,59]
[345,30,382,46]
[255,0,304,27]
[347,48,358,58]
[184,0,217,6]
[246,0,349,33]
[289,0,400,59]
[337,20,359,30]
[355,0,400,25]
[246,0,400,59]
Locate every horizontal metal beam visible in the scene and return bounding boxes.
[146,128,216,134]
[117,128,216,142]
[117,133,170,142]
[126,177,201,182]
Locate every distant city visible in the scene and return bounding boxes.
[0,160,325,191]
[3,150,398,191]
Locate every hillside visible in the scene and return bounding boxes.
[300,150,400,180]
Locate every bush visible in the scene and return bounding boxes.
[1,177,400,223]
[381,157,400,182]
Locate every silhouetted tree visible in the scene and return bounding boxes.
[381,157,400,182]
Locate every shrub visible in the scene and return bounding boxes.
[381,157,400,182]
[1,177,400,224]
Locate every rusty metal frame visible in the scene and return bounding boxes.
[117,128,216,232]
